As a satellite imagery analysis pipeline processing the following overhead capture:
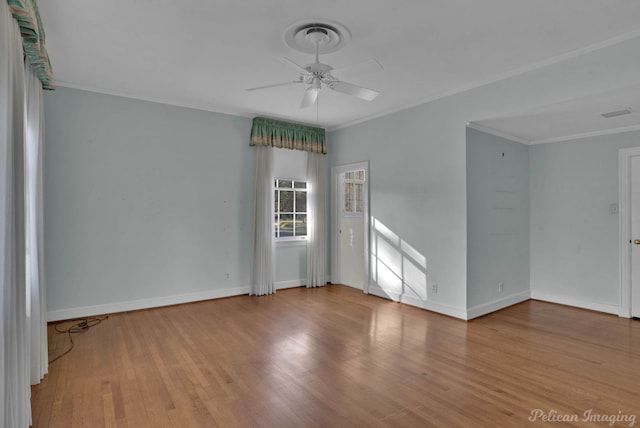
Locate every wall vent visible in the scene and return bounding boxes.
[601,108,632,118]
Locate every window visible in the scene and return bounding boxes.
[274,179,307,239]
[343,170,365,216]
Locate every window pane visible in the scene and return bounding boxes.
[274,179,308,240]
[295,214,307,236]
[279,214,294,237]
[355,183,364,212]
[274,214,279,238]
[295,190,306,212]
[344,183,353,212]
[345,170,365,180]
[279,190,293,212]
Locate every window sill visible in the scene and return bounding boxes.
[276,239,308,248]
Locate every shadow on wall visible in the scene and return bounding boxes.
[370,217,428,304]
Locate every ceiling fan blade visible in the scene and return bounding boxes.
[300,87,320,108]
[280,57,310,74]
[245,81,301,91]
[332,59,384,79]
[330,81,380,101]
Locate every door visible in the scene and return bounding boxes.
[339,169,365,289]
[331,162,369,292]
[631,156,640,317]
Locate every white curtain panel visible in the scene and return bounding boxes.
[1,2,31,427]
[25,57,48,385]
[250,145,276,295]
[306,152,327,288]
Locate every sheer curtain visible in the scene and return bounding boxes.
[1,2,49,426]
[250,145,276,295]
[306,152,327,288]
[1,3,30,427]
[25,56,48,386]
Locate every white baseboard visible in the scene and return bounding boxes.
[530,291,619,315]
[467,290,531,320]
[341,282,365,291]
[276,279,305,289]
[366,286,401,302]
[276,274,331,290]
[367,285,467,320]
[48,277,334,321]
[47,286,250,322]
[46,282,622,323]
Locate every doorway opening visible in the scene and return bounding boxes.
[618,147,640,318]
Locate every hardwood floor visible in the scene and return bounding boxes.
[32,285,640,427]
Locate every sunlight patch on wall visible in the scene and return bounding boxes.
[370,217,428,302]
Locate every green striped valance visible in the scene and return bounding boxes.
[250,117,326,154]
[8,0,55,90]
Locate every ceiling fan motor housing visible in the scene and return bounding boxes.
[305,26,330,46]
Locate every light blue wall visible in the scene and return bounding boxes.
[44,88,256,317]
[466,128,529,313]
[529,130,640,313]
[44,88,248,317]
[329,105,468,316]
[329,35,640,319]
[44,89,318,317]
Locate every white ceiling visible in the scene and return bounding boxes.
[39,0,640,134]
[471,84,640,144]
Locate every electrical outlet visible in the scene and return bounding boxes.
[432,283,438,294]
[498,282,504,293]
[225,273,230,280]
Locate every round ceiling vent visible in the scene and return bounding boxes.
[284,20,351,54]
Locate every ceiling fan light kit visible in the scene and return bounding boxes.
[245,20,381,109]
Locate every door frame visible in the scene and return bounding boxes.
[331,161,370,293]
[618,147,640,318]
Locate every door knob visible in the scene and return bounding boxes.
[634,240,640,245]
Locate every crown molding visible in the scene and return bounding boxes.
[54,80,257,119]
[466,122,530,144]
[530,124,640,145]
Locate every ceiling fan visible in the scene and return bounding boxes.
[245,25,381,109]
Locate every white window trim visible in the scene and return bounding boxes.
[274,178,308,241]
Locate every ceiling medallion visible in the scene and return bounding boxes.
[284,20,351,55]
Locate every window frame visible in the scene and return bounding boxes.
[274,178,308,242]
[342,170,365,218]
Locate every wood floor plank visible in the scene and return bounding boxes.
[31,285,640,427]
